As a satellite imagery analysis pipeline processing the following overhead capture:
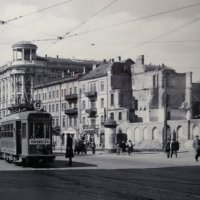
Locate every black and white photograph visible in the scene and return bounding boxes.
[0,0,200,199]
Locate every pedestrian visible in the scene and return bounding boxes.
[193,135,200,162]
[170,139,178,158]
[90,140,96,154]
[116,142,120,155]
[165,139,171,158]
[127,140,134,156]
[65,133,74,166]
[121,141,126,155]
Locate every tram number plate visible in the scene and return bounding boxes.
[29,139,50,145]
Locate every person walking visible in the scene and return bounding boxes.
[165,139,171,158]
[121,141,126,155]
[170,139,178,158]
[65,133,74,166]
[116,142,120,155]
[90,140,96,154]
[193,135,200,161]
[127,140,134,156]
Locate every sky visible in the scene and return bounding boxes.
[0,0,200,82]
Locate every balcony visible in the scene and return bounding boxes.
[85,108,97,115]
[65,94,78,102]
[65,108,78,115]
[84,91,97,98]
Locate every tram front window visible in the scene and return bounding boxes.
[30,123,50,139]
[35,123,44,138]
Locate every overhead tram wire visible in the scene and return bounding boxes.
[39,0,118,54]
[1,0,74,24]
[108,17,200,59]
[63,2,200,39]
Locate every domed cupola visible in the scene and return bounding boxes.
[12,41,37,62]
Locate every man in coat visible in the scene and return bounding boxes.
[193,135,200,161]
[165,139,171,158]
[65,133,74,166]
[170,139,178,158]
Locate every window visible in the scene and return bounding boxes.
[91,119,96,125]
[39,94,41,100]
[82,117,85,125]
[101,81,104,91]
[69,103,72,108]
[45,93,47,100]
[101,115,104,125]
[74,87,77,94]
[56,104,59,112]
[74,103,77,108]
[62,89,64,97]
[22,123,26,138]
[62,117,66,127]
[43,93,44,100]
[118,112,122,120]
[110,112,114,120]
[91,101,96,109]
[69,118,72,126]
[64,103,66,110]
[56,118,59,126]
[49,92,51,99]
[82,85,85,93]
[52,118,55,126]
[74,118,77,127]
[57,90,59,98]
[49,105,51,112]
[53,91,55,98]
[52,104,54,112]
[111,93,114,105]
[64,89,66,96]
[69,88,72,94]
[101,98,104,108]
[62,103,64,111]
[153,75,156,87]
[82,101,85,109]
[35,95,37,100]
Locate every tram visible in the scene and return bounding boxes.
[0,106,55,165]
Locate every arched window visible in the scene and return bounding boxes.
[143,127,148,140]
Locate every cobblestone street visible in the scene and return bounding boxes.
[0,150,200,200]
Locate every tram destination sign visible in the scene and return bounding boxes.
[29,139,50,145]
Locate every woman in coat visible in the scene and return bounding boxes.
[193,135,200,161]
[65,133,74,166]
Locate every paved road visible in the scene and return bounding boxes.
[0,149,200,200]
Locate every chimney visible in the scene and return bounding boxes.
[45,54,47,57]
[103,59,106,63]
[57,55,59,58]
[83,67,86,74]
[112,58,114,63]
[118,56,121,61]
[92,64,97,70]
[141,55,144,64]
[162,63,165,67]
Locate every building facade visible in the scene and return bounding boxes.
[1,41,200,149]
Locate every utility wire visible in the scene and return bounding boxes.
[40,0,117,54]
[64,2,200,39]
[6,23,58,37]
[1,0,74,24]
[63,0,117,37]
[108,17,200,59]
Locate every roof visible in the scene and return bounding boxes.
[12,41,37,49]
[104,118,117,126]
[144,64,174,72]
[79,63,110,81]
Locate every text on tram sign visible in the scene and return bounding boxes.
[29,139,50,145]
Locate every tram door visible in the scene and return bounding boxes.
[16,121,22,154]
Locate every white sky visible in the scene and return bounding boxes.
[0,0,200,81]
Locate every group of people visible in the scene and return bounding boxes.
[65,133,96,166]
[116,140,135,156]
[165,135,200,161]
[164,139,180,158]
